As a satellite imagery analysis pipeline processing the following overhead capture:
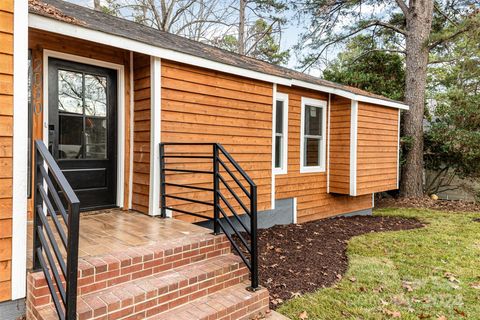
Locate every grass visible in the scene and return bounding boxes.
[277,208,480,319]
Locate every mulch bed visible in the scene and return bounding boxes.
[376,196,480,213]
[243,216,424,309]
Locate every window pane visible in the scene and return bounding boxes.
[305,105,322,136]
[85,74,107,117]
[58,70,83,115]
[275,100,283,134]
[275,135,282,168]
[304,137,320,167]
[85,117,107,159]
[59,115,83,159]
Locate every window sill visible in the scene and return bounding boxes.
[300,166,325,174]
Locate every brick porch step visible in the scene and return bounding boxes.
[34,254,249,320]
[148,282,269,320]
[28,233,231,308]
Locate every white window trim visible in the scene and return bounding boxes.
[300,97,327,173]
[42,50,126,208]
[273,92,289,175]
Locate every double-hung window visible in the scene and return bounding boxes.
[300,97,327,173]
[273,93,288,174]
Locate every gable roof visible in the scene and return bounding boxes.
[28,0,408,109]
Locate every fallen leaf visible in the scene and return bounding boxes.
[349,277,357,282]
[437,316,447,320]
[383,309,401,318]
[299,311,308,319]
[454,308,466,317]
[290,292,302,298]
[336,274,343,280]
[470,282,480,289]
[402,281,414,292]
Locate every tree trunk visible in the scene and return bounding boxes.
[238,0,246,55]
[94,0,101,11]
[400,0,434,197]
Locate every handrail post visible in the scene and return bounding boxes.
[213,144,220,235]
[250,184,259,290]
[65,201,80,320]
[159,143,167,218]
[32,143,43,271]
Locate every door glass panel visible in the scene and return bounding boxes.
[59,115,83,159]
[85,117,107,159]
[85,74,107,117]
[58,70,83,115]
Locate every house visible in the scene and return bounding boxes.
[0,0,408,319]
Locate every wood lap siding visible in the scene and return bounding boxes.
[275,86,372,223]
[0,0,13,302]
[356,102,399,195]
[161,60,273,222]
[329,96,351,194]
[132,53,151,213]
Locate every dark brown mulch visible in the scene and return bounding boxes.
[474,218,480,222]
[376,196,480,213]
[245,216,423,309]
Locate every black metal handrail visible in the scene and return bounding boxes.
[33,140,80,320]
[159,142,259,290]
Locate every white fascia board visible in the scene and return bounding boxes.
[12,0,29,300]
[291,80,409,110]
[28,14,292,86]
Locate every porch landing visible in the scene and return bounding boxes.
[27,209,211,268]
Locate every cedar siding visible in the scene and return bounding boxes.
[275,86,372,223]
[161,60,273,222]
[356,102,399,195]
[328,96,351,194]
[0,0,13,303]
[132,53,151,213]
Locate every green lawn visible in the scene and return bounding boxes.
[278,208,480,319]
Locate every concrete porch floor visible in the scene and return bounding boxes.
[27,209,211,268]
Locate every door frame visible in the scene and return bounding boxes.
[43,49,126,208]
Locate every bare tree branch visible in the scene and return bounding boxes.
[394,0,409,16]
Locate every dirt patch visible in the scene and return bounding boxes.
[376,197,480,213]
[473,218,480,223]
[243,216,423,309]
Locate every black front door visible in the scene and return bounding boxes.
[48,58,117,211]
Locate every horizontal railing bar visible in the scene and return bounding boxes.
[216,219,252,271]
[36,247,66,320]
[217,205,251,254]
[38,185,67,249]
[218,192,250,234]
[217,144,255,187]
[218,174,250,216]
[36,205,67,277]
[163,182,214,192]
[162,206,213,220]
[36,226,67,305]
[35,141,80,206]
[39,165,68,224]
[164,194,214,207]
[217,158,251,198]
[162,155,213,159]
[160,142,215,146]
[163,168,213,174]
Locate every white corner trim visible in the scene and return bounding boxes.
[292,80,409,110]
[28,13,410,110]
[11,0,29,300]
[292,197,298,224]
[270,84,277,210]
[42,50,126,207]
[128,51,134,209]
[350,100,358,196]
[397,109,401,189]
[326,93,331,193]
[148,57,161,216]
[300,97,327,174]
[272,92,289,176]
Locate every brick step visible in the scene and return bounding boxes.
[148,282,269,320]
[34,254,249,320]
[28,233,231,308]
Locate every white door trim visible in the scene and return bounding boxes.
[42,49,126,208]
[11,0,29,300]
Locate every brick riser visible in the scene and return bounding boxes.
[27,234,231,309]
[32,255,250,320]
